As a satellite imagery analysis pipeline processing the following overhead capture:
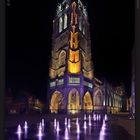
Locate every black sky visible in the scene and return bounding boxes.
[6,0,134,100]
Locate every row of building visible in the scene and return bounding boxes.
[5,91,45,114]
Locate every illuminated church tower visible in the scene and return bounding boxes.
[49,0,94,113]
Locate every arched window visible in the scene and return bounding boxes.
[59,17,63,33]
[50,91,64,113]
[94,91,102,106]
[68,88,80,113]
[59,50,66,66]
[64,13,68,29]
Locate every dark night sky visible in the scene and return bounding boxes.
[6,0,134,100]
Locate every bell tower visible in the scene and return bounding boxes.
[48,0,94,113]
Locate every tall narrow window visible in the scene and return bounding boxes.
[79,17,82,31]
[103,95,105,106]
[106,95,108,106]
[59,17,63,33]
[83,23,85,35]
[109,97,111,106]
[64,13,67,29]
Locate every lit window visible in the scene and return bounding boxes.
[109,97,111,106]
[50,82,56,87]
[69,77,80,84]
[59,17,63,32]
[57,79,64,86]
[95,92,102,106]
[106,96,108,106]
[103,96,105,106]
[64,13,67,29]
[84,81,93,88]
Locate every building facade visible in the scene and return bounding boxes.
[48,0,94,113]
[93,78,123,114]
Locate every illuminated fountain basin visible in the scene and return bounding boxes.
[5,114,133,140]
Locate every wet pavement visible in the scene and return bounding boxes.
[5,114,135,140]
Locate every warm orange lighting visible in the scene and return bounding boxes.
[69,49,79,62]
[70,30,78,49]
[84,92,93,110]
[68,60,80,74]
[49,68,56,79]
[71,2,77,25]
[68,2,81,74]
[50,91,64,113]
[83,69,93,80]
[67,89,80,112]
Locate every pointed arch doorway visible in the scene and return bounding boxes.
[67,88,80,114]
[83,91,93,111]
[50,91,64,113]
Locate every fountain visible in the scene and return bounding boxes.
[65,117,67,125]
[105,114,108,121]
[93,114,96,121]
[88,115,92,126]
[76,118,79,126]
[56,121,60,132]
[17,125,22,134]
[76,124,80,134]
[83,121,87,129]
[38,123,43,137]
[84,114,86,121]
[16,124,22,140]
[38,123,42,131]
[64,127,69,140]
[42,119,45,127]
[68,119,71,128]
[23,121,28,138]
[54,118,57,128]
[24,121,28,129]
